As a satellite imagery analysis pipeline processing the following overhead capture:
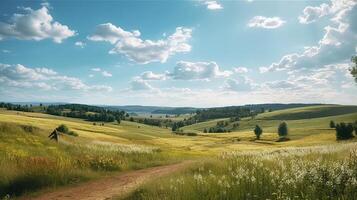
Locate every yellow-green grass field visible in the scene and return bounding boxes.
[0,105,357,199]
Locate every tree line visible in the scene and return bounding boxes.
[46,104,126,122]
[0,102,34,112]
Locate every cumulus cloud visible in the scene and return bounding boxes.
[261,0,357,73]
[169,61,232,80]
[203,1,223,10]
[223,76,254,92]
[90,68,112,77]
[233,67,249,74]
[298,0,356,24]
[0,63,112,92]
[88,23,192,64]
[75,41,85,48]
[140,71,167,80]
[298,3,330,24]
[248,16,286,29]
[263,63,352,92]
[0,6,75,43]
[130,78,154,91]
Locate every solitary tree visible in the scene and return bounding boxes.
[56,124,69,133]
[278,122,288,138]
[351,56,357,83]
[330,120,336,128]
[335,122,354,140]
[254,125,263,140]
[117,118,121,125]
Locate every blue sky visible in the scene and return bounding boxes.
[0,0,356,107]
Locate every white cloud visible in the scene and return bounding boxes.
[223,76,254,92]
[75,41,85,48]
[101,70,112,77]
[169,61,232,80]
[203,1,223,10]
[298,3,330,24]
[264,63,353,92]
[298,0,356,24]
[90,67,112,77]
[91,68,101,72]
[0,63,112,92]
[130,78,154,91]
[248,16,286,29]
[140,71,167,80]
[0,6,75,43]
[88,23,192,64]
[262,0,357,73]
[2,49,10,53]
[233,67,249,74]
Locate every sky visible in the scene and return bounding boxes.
[0,0,356,107]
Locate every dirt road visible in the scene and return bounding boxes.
[24,161,193,200]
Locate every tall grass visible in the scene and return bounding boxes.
[125,143,357,200]
[0,122,172,198]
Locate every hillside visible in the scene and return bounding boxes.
[181,105,357,139]
[257,105,357,120]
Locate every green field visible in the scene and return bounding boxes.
[0,105,357,199]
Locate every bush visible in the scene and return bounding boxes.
[278,122,288,138]
[254,125,263,139]
[330,120,336,128]
[56,124,69,133]
[56,124,78,137]
[336,122,354,140]
[173,131,197,136]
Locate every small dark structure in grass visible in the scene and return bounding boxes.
[48,129,60,141]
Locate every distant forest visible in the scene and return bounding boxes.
[0,103,126,122]
[46,104,126,122]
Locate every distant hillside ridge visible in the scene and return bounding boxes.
[257,105,357,120]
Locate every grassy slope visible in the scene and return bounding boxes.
[0,109,191,197]
[180,105,357,150]
[182,105,357,133]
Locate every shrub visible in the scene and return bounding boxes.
[329,120,336,128]
[68,131,78,137]
[278,122,288,138]
[336,122,354,140]
[55,124,78,137]
[56,124,69,133]
[254,125,263,140]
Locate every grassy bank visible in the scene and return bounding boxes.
[0,122,174,198]
[125,142,357,200]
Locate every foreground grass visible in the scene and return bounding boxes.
[0,122,176,198]
[125,142,357,200]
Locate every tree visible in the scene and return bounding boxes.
[254,125,263,140]
[117,118,121,125]
[278,122,288,138]
[203,128,207,133]
[56,124,69,133]
[335,122,354,140]
[330,120,336,128]
[351,56,357,83]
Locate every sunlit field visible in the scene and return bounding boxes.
[0,104,356,199]
[125,142,357,200]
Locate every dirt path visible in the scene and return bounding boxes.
[24,161,193,200]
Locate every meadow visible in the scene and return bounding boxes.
[0,104,357,199]
[125,142,357,200]
[0,110,182,198]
